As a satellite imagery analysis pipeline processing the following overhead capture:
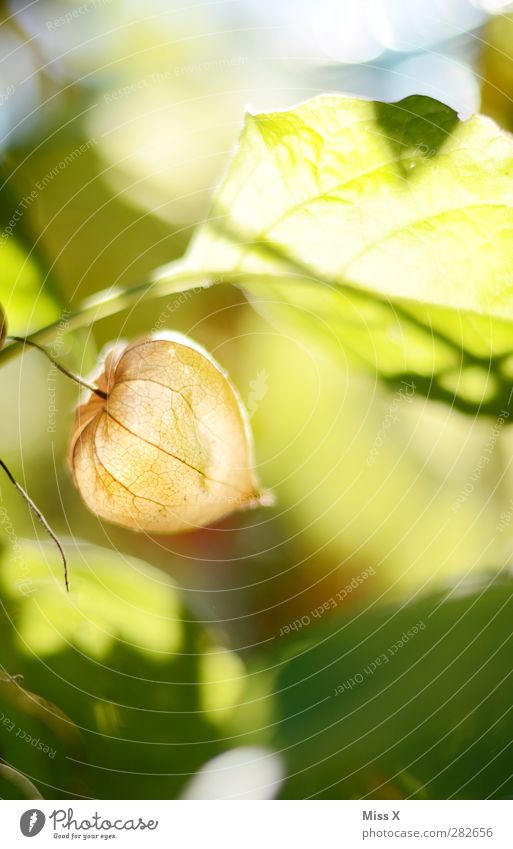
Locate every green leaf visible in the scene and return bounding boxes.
[0,539,249,799]
[264,573,513,799]
[0,238,60,336]
[187,94,513,416]
[0,539,183,659]
[0,677,82,797]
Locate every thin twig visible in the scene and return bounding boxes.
[0,458,69,592]
[8,336,107,400]
[0,260,209,366]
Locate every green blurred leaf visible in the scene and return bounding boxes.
[0,676,82,798]
[0,164,63,336]
[0,764,43,799]
[0,238,60,336]
[481,13,513,134]
[1,540,182,659]
[0,539,248,799]
[236,319,502,600]
[186,94,513,416]
[265,573,513,799]
[199,645,246,722]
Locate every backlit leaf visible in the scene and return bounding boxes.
[185,94,513,416]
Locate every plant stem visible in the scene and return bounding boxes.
[0,260,214,366]
[0,252,306,367]
[8,336,108,399]
[0,458,69,592]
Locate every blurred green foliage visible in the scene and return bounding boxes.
[0,0,512,802]
[270,573,513,799]
[0,540,246,799]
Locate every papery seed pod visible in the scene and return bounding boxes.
[68,332,269,533]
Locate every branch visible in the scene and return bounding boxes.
[0,260,214,366]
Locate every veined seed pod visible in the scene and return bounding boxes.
[68,332,269,533]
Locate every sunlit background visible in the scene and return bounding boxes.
[0,0,513,800]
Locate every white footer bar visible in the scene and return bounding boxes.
[2,800,512,848]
